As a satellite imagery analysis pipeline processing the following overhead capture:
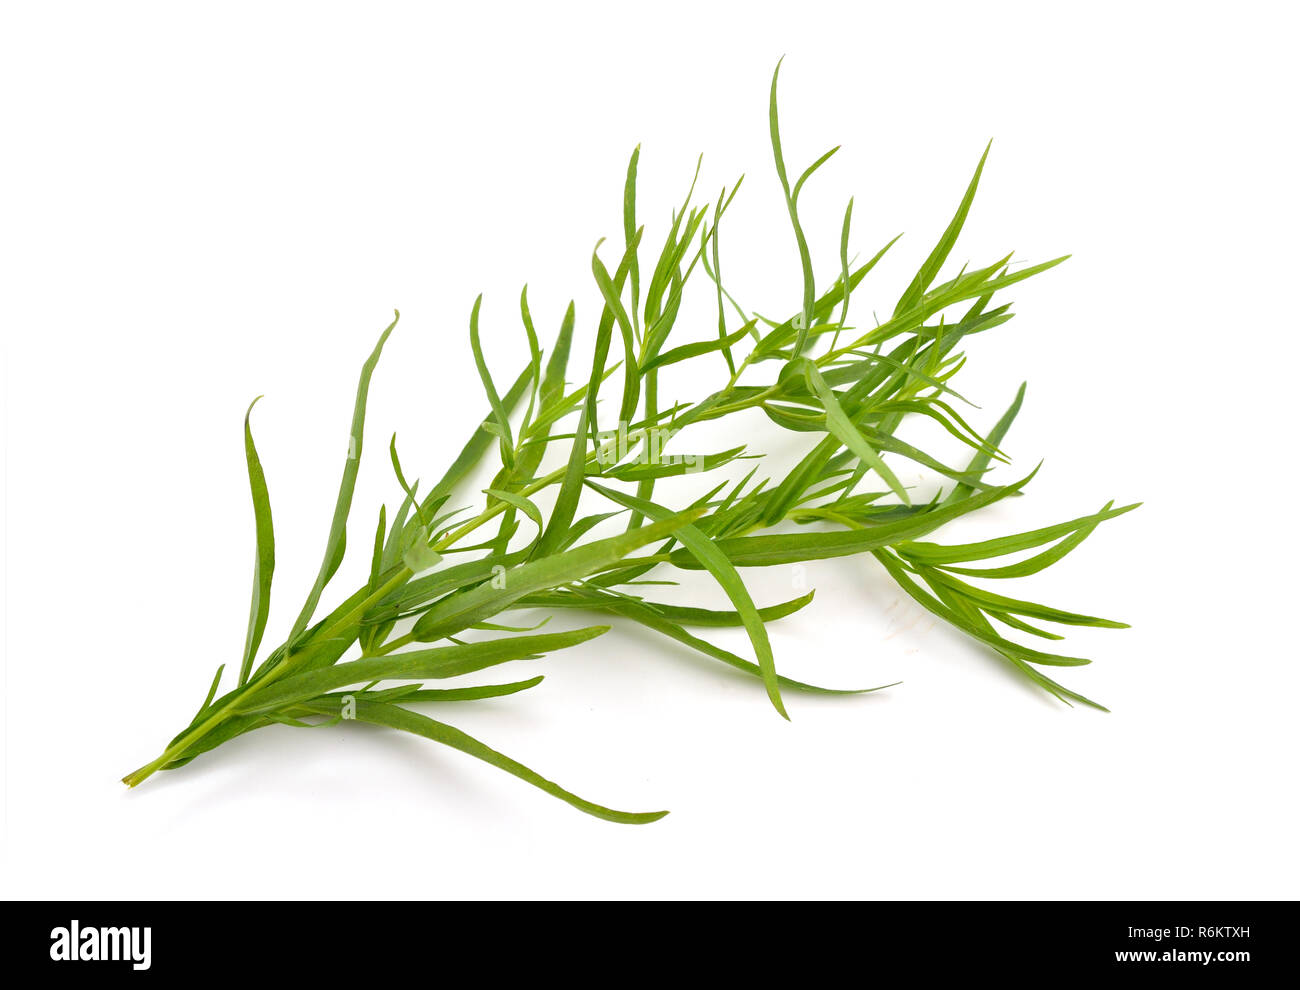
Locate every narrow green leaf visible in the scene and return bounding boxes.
[792,145,839,201]
[367,505,387,591]
[516,285,544,445]
[923,568,1129,629]
[769,58,816,357]
[468,295,514,470]
[624,145,642,338]
[603,445,748,482]
[585,230,642,443]
[193,664,226,722]
[802,360,911,504]
[364,676,545,703]
[902,501,1140,570]
[299,698,667,824]
[540,302,576,410]
[532,405,589,560]
[677,468,1038,567]
[642,321,756,373]
[586,481,788,719]
[418,366,532,522]
[710,190,736,375]
[591,240,642,426]
[238,626,610,712]
[895,141,990,316]
[946,382,1025,504]
[830,198,854,351]
[412,507,704,642]
[554,587,888,696]
[528,589,816,628]
[484,488,545,541]
[288,311,398,646]
[238,396,275,685]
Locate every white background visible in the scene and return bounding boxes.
[3,1,1297,899]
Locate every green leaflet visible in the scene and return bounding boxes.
[298,697,668,825]
[369,549,530,623]
[411,508,705,642]
[586,482,788,719]
[548,586,891,696]
[922,567,1129,629]
[624,145,642,337]
[193,664,226,722]
[326,676,545,704]
[643,157,702,333]
[532,405,590,560]
[946,382,1026,505]
[873,549,1108,707]
[367,505,387,590]
[711,188,736,374]
[238,397,275,686]
[642,321,755,373]
[515,285,544,446]
[287,312,398,647]
[521,589,816,627]
[382,484,417,573]
[484,488,545,542]
[801,359,910,505]
[602,445,748,482]
[591,240,642,426]
[683,469,1039,568]
[894,142,990,316]
[468,295,515,470]
[236,626,609,713]
[361,504,389,653]
[830,197,854,351]
[762,434,840,525]
[900,501,1141,573]
[585,229,642,444]
[540,302,576,410]
[418,366,532,522]
[755,234,902,361]
[769,58,817,357]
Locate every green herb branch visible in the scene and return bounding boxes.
[123,64,1138,822]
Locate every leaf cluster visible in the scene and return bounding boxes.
[122,64,1137,822]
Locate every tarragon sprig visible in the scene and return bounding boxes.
[122,64,1137,823]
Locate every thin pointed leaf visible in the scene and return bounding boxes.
[591,240,642,426]
[468,295,514,469]
[946,382,1025,504]
[586,481,788,719]
[902,501,1140,569]
[676,468,1039,568]
[193,664,226,722]
[238,626,610,712]
[412,507,705,642]
[895,141,990,316]
[642,321,755,373]
[238,396,275,685]
[624,145,642,337]
[769,58,816,356]
[299,698,667,824]
[533,406,589,560]
[540,301,576,410]
[802,360,910,504]
[288,311,398,646]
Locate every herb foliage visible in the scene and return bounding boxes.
[123,66,1136,822]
